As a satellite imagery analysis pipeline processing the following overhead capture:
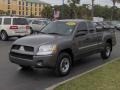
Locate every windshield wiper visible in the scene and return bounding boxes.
[48,33,62,35]
[39,32,46,34]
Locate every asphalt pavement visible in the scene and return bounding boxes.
[0,30,120,90]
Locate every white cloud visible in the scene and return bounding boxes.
[81,0,113,6]
[41,0,120,7]
[41,0,67,5]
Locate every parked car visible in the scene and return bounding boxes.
[93,21,114,29]
[9,20,116,76]
[93,22,103,27]
[111,21,120,30]
[0,16,30,41]
[103,21,115,29]
[27,18,51,34]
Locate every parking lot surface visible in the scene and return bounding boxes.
[0,30,120,90]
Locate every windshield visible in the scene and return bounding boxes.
[41,21,76,35]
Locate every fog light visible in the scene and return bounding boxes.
[37,61,43,66]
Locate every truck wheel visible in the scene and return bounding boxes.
[101,43,112,59]
[30,27,33,34]
[54,53,72,76]
[0,31,8,41]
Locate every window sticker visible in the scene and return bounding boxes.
[66,22,76,26]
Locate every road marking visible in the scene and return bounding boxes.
[46,57,120,90]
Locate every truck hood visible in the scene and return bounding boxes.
[13,34,66,47]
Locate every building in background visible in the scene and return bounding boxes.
[0,0,49,17]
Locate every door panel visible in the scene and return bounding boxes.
[73,22,90,58]
[87,33,98,51]
[74,34,90,55]
[87,22,99,51]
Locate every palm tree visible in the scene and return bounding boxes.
[111,0,118,7]
[67,0,80,18]
[68,0,80,4]
[111,0,120,20]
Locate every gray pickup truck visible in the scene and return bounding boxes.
[9,20,116,76]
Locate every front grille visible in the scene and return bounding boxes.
[12,45,34,52]
[10,52,33,60]
[24,46,34,52]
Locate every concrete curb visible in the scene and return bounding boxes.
[46,57,120,90]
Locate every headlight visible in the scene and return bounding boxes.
[36,44,57,55]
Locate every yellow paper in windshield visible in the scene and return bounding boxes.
[66,22,76,26]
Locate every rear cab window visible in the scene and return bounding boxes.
[13,18,28,25]
[4,18,11,25]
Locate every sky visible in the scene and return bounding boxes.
[41,0,120,7]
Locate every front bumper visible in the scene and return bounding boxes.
[9,54,57,68]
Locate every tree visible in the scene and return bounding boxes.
[60,5,71,19]
[68,0,80,4]
[50,3,120,20]
[41,6,52,19]
[111,0,117,7]
[80,5,91,19]
[111,0,120,20]
[94,5,112,20]
[67,0,81,18]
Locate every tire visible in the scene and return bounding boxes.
[54,52,72,76]
[30,27,33,34]
[20,65,33,70]
[0,31,8,41]
[101,43,112,59]
[18,36,22,38]
[32,31,38,35]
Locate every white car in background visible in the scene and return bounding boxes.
[27,18,51,33]
[111,21,120,30]
[0,16,30,41]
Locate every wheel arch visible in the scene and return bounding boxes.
[59,48,74,65]
[0,29,8,34]
[106,38,112,51]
